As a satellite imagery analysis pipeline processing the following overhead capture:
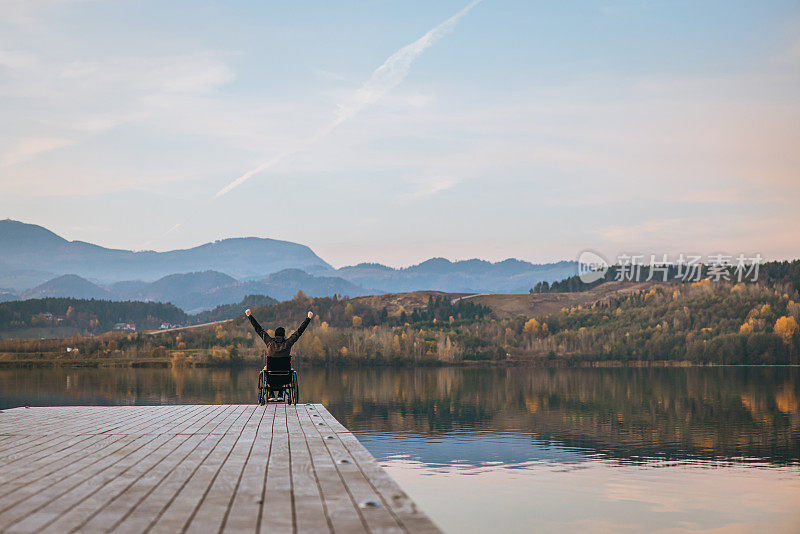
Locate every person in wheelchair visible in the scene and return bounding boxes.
[246,308,312,401]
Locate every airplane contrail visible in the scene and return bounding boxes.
[149,0,482,245]
[216,0,482,199]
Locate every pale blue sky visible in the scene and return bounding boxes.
[1,0,798,267]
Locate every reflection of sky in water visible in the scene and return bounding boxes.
[357,430,799,472]
[359,431,800,533]
[356,431,800,533]
[356,430,593,471]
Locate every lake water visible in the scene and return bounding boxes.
[2,366,799,533]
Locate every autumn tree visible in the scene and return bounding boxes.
[774,316,799,344]
[523,318,548,338]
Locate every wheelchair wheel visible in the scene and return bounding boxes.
[291,370,299,404]
[257,370,266,405]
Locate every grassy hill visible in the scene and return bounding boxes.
[348,280,663,320]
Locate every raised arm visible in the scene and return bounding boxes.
[287,311,313,345]
[245,309,272,344]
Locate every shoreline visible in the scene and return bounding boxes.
[2,357,798,369]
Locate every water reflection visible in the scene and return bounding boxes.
[1,366,798,466]
[382,456,800,534]
[2,366,799,532]
[359,431,594,471]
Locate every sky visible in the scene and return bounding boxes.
[1,0,798,268]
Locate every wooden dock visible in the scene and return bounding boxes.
[0,404,440,533]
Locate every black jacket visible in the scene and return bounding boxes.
[248,314,310,358]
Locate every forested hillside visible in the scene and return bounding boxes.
[0,298,188,338]
[0,294,280,338]
[192,295,278,324]
[2,261,798,366]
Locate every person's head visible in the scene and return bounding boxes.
[274,326,285,338]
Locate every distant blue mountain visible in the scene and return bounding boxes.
[335,258,577,293]
[1,220,579,311]
[23,274,110,300]
[20,270,370,314]
[0,219,332,283]
[124,269,369,313]
[0,289,20,303]
[173,269,371,313]
[0,268,56,291]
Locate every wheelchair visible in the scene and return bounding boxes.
[258,354,299,405]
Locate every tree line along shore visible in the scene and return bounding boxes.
[1,260,798,368]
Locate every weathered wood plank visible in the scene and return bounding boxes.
[0,405,153,436]
[0,434,75,460]
[73,433,207,532]
[56,407,228,532]
[0,406,205,527]
[7,434,191,533]
[259,404,294,534]
[185,405,264,533]
[0,405,187,484]
[222,405,275,533]
[148,405,255,534]
[0,405,143,456]
[0,434,91,468]
[0,405,200,494]
[111,405,237,534]
[0,434,161,530]
[287,405,330,533]
[0,404,441,534]
[0,434,126,497]
[337,432,442,533]
[296,404,367,533]
[309,409,404,533]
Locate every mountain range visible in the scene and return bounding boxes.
[0,219,331,285]
[0,220,577,312]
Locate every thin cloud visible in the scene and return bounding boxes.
[212,0,482,200]
[0,136,74,167]
[400,176,463,202]
[334,0,482,125]
[144,0,482,247]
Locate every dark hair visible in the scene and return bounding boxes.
[275,326,285,337]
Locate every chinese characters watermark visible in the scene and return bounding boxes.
[577,252,762,284]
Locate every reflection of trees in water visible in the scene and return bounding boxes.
[0,367,258,407]
[1,367,797,464]
[322,367,800,464]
